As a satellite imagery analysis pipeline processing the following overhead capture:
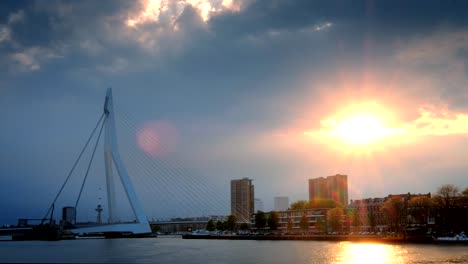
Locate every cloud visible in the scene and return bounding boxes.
[0,26,11,44]
[397,30,468,67]
[393,28,468,109]
[0,9,23,46]
[126,0,243,27]
[8,10,25,24]
[411,105,468,136]
[120,0,248,54]
[259,104,468,159]
[96,57,129,74]
[9,46,63,72]
[312,22,333,32]
[4,1,224,69]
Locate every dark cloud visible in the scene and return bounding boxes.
[212,0,468,37]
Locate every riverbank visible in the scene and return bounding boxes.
[183,234,382,242]
[182,234,468,245]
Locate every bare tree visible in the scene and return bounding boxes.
[435,184,459,209]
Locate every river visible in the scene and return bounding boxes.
[1,237,467,263]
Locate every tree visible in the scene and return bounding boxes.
[226,215,237,232]
[150,224,161,234]
[290,200,309,210]
[461,187,468,208]
[435,184,459,209]
[206,219,216,231]
[239,223,250,231]
[315,216,326,234]
[327,208,344,232]
[290,199,342,210]
[368,211,376,232]
[309,198,342,208]
[255,211,267,232]
[287,219,294,233]
[299,214,309,233]
[381,196,405,232]
[216,220,225,231]
[343,213,351,233]
[462,187,468,196]
[267,211,279,231]
[433,184,463,229]
[352,209,361,230]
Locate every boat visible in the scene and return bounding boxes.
[433,231,468,244]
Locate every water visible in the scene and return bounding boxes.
[1,237,467,263]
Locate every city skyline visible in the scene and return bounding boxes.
[1,0,468,224]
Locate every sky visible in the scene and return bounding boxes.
[1,0,468,224]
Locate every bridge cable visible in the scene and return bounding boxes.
[116,108,252,221]
[75,115,107,211]
[114,110,211,211]
[113,138,177,218]
[114,107,231,216]
[115,114,200,217]
[42,112,105,221]
[115,107,229,215]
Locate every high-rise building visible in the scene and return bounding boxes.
[309,174,348,206]
[231,178,254,223]
[274,196,289,211]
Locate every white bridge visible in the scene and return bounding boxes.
[72,88,151,235]
[46,88,151,236]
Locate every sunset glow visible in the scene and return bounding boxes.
[304,102,406,151]
[321,113,405,145]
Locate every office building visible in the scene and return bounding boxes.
[274,196,289,211]
[231,178,254,223]
[309,174,348,206]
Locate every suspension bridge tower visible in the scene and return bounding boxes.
[69,88,152,236]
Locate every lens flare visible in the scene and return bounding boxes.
[136,121,178,157]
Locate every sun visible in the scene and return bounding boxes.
[306,102,406,150]
[324,114,395,145]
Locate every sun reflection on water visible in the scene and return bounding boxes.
[335,243,405,264]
